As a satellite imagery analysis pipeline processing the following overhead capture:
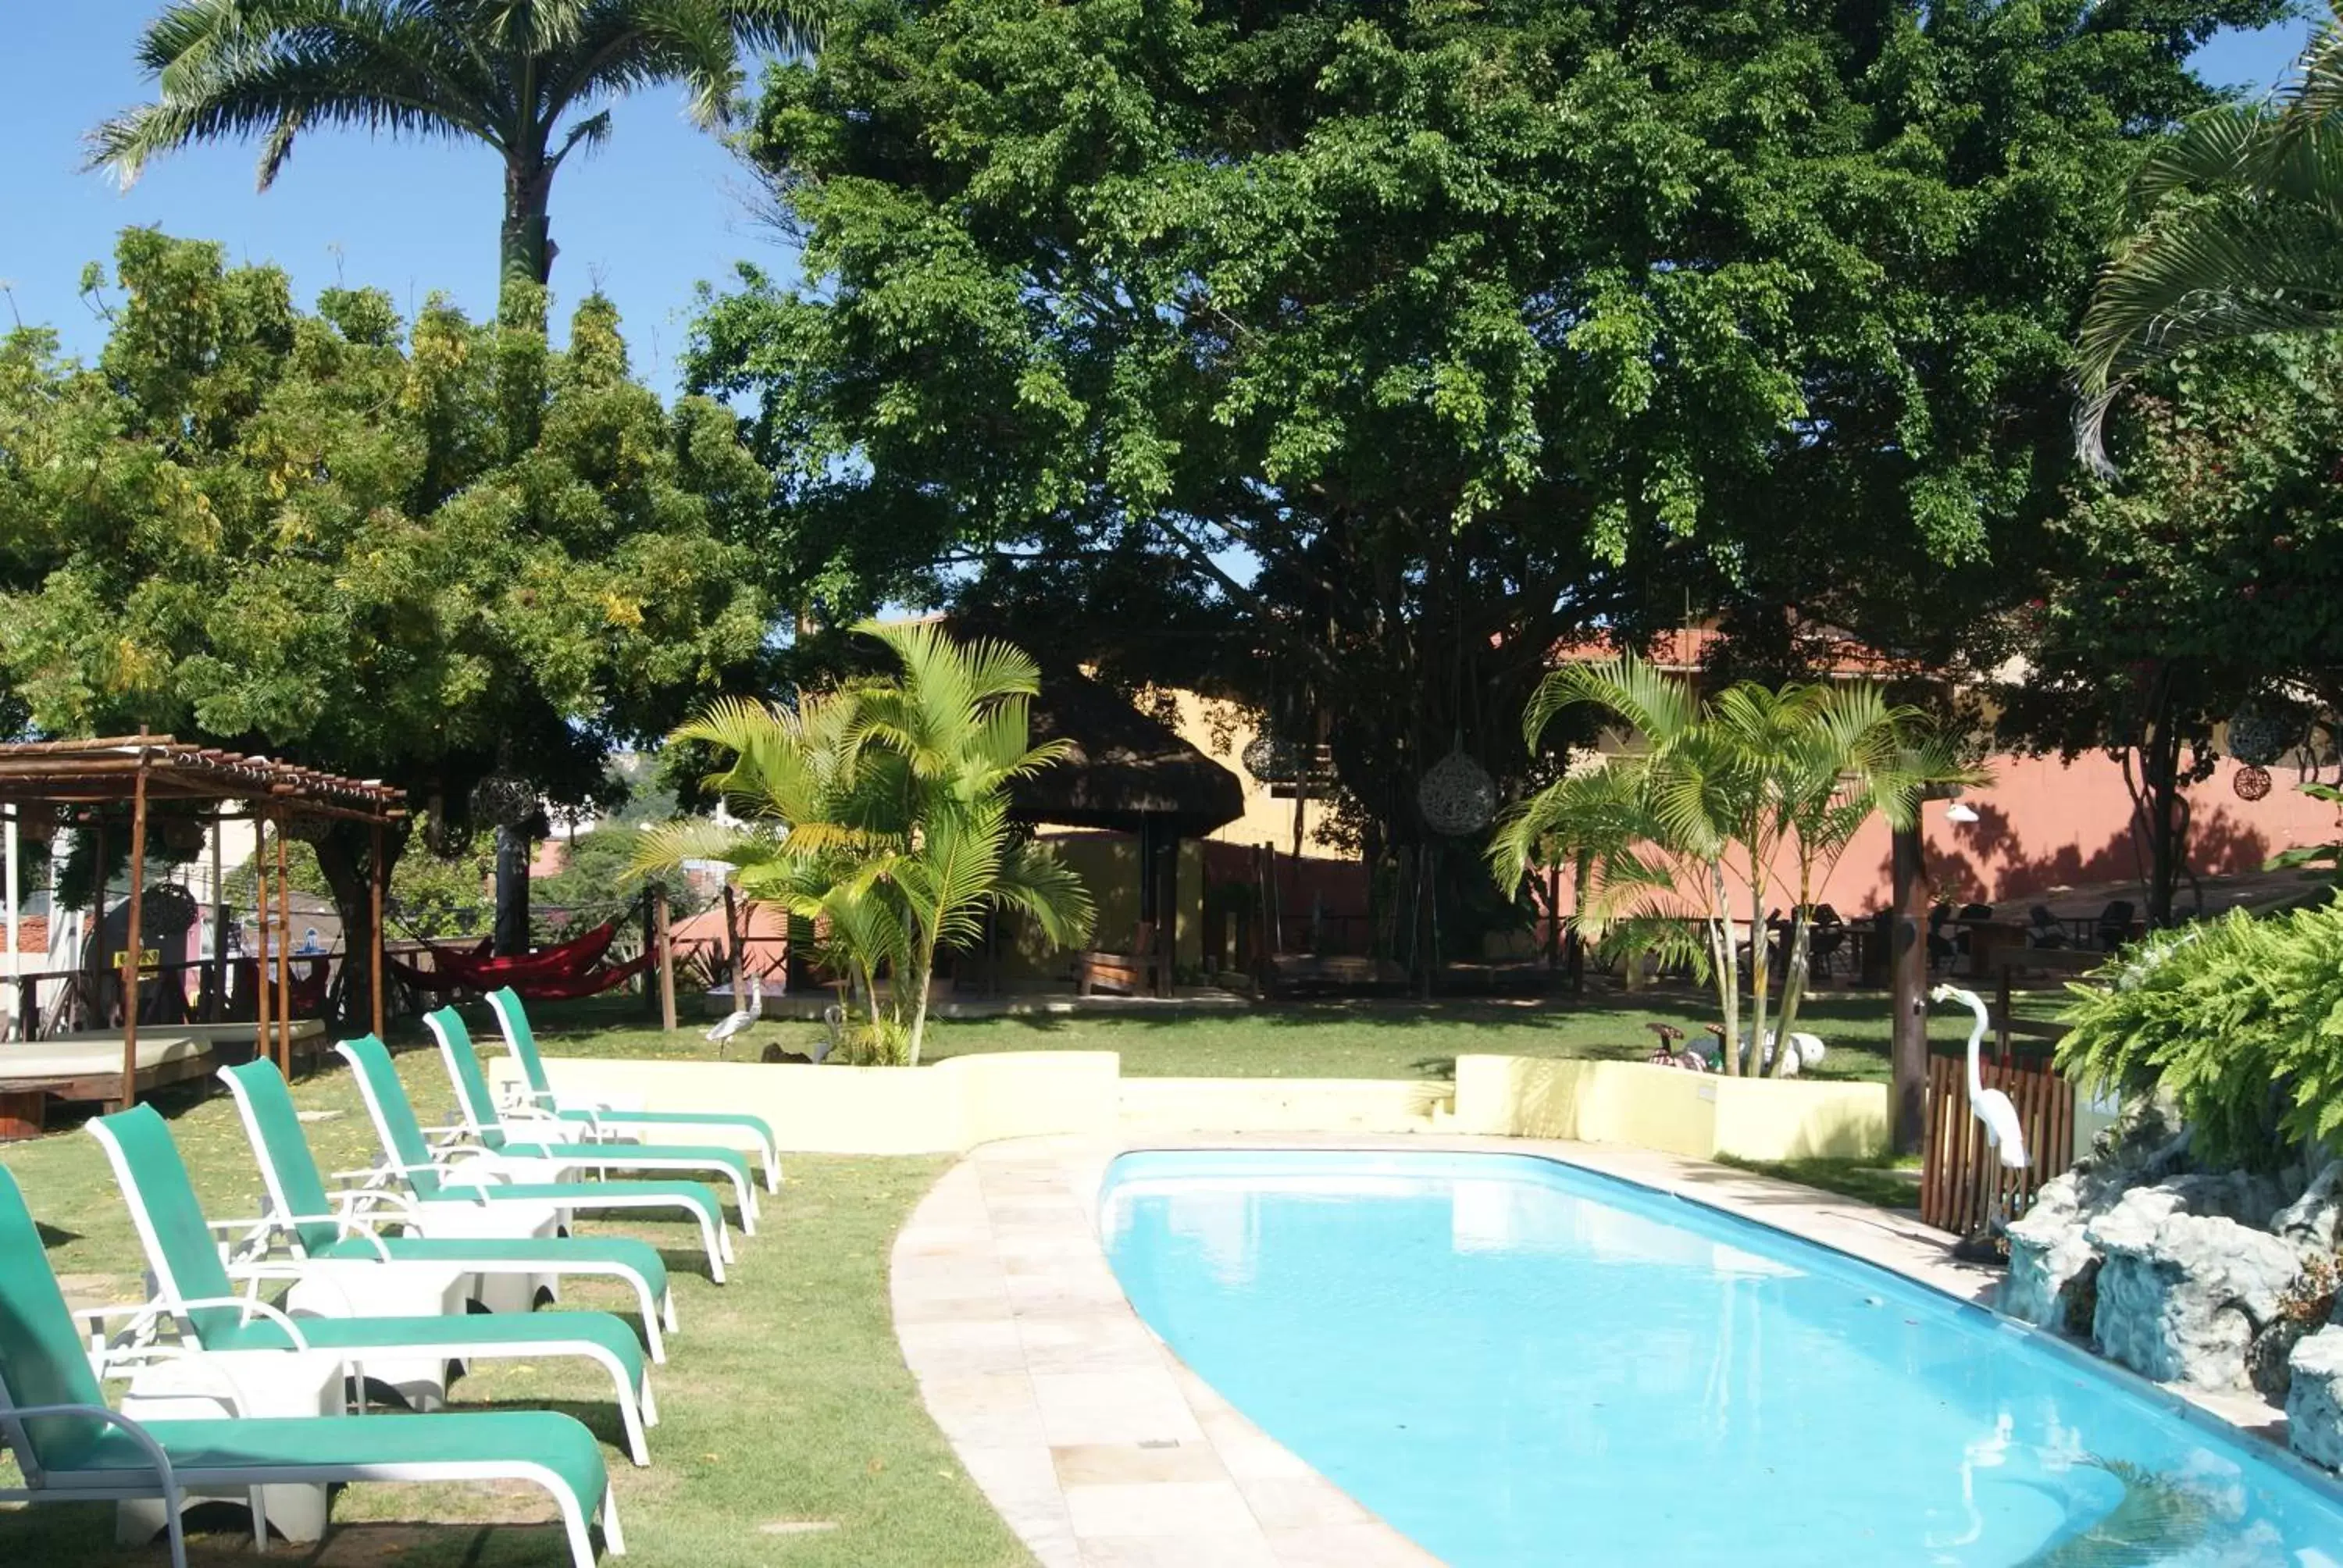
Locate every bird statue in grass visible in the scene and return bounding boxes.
[1699,1022,1827,1075]
[707,973,762,1060]
[1644,1021,1704,1071]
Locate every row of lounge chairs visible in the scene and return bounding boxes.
[2,989,775,1568]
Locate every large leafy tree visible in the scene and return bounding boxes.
[2001,337,2343,925]
[2076,2,2343,467]
[90,0,812,287]
[690,0,2273,907]
[0,229,771,1013]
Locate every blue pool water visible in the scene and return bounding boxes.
[1100,1150,2343,1567]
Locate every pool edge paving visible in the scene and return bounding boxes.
[890,1133,2298,1568]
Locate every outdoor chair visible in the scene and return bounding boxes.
[426,1007,759,1231]
[2096,900,2138,952]
[1076,920,1170,997]
[486,986,782,1193]
[0,1167,622,1568]
[2026,906,2070,949]
[336,1035,735,1283]
[84,1105,656,1466]
[1926,905,1957,971]
[1806,907,1846,977]
[218,1057,676,1362]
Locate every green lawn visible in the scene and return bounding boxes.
[0,1046,1031,1568]
[515,982,2070,1085]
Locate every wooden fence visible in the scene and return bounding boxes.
[1920,1052,2076,1235]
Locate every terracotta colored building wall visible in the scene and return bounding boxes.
[1808,752,2336,914]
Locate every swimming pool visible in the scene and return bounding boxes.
[1100,1149,2343,1566]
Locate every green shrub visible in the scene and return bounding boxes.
[2056,904,2343,1168]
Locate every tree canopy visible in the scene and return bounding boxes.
[690,0,2281,889]
[0,228,772,1000]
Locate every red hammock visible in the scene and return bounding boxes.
[512,949,658,1002]
[421,921,619,987]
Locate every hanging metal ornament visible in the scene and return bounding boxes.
[1242,732,1303,785]
[2234,764,2274,802]
[1418,743,1496,836]
[469,772,538,829]
[2224,701,2297,768]
[158,815,207,856]
[284,813,336,845]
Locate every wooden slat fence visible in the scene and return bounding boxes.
[1920,1052,2075,1235]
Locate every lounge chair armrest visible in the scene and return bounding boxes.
[280,1210,395,1261]
[2,1404,181,1495]
[163,1295,316,1352]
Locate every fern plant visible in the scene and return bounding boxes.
[2057,903,2343,1168]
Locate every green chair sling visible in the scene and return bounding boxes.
[219,1057,677,1362]
[85,1105,657,1466]
[337,1034,735,1282]
[0,1166,623,1568]
[426,1007,760,1231]
[487,985,783,1193]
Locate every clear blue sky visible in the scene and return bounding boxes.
[0,7,790,392]
[0,9,2319,397]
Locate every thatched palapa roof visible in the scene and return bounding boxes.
[1011,671,1244,837]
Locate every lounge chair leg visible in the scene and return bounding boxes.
[164,1502,189,1568]
[250,1487,269,1552]
[717,1223,734,1266]
[639,1376,658,1426]
[600,1484,626,1557]
[662,1290,679,1335]
[761,1149,782,1193]
[619,1387,651,1466]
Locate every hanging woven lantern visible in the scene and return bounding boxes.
[1418,744,1496,836]
[469,772,538,829]
[11,806,57,846]
[140,883,200,938]
[1242,732,1303,785]
[158,816,206,856]
[2234,764,2274,801]
[284,813,335,845]
[2224,701,2297,767]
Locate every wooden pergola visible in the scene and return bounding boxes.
[0,731,406,1113]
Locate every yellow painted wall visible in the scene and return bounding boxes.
[1450,1055,1887,1163]
[497,1049,1885,1162]
[1121,1077,1449,1135]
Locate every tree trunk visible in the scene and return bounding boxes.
[501,154,556,289]
[315,826,401,1031]
[493,823,532,957]
[1890,822,1931,1156]
[1710,861,1741,1076]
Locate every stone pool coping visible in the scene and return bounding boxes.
[889,1133,2297,1567]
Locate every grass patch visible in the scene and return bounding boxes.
[511,982,2067,1085]
[0,1045,1031,1568]
[1716,1153,1925,1210]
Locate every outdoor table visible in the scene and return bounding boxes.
[116,1349,345,1545]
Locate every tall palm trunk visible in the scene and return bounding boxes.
[503,151,557,289]
[1710,861,1742,1076]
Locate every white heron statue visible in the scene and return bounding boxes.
[707,972,763,1060]
[1932,982,2027,1170]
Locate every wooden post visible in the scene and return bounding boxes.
[654,885,677,1033]
[254,818,273,1074]
[208,818,226,1022]
[1889,822,1931,1157]
[276,825,293,1072]
[369,822,387,1040]
[722,882,743,992]
[88,814,108,1034]
[118,731,152,1110]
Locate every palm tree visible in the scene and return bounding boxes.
[89,1,812,288]
[2075,5,2343,468]
[1492,657,1981,1078]
[637,622,1094,1065]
